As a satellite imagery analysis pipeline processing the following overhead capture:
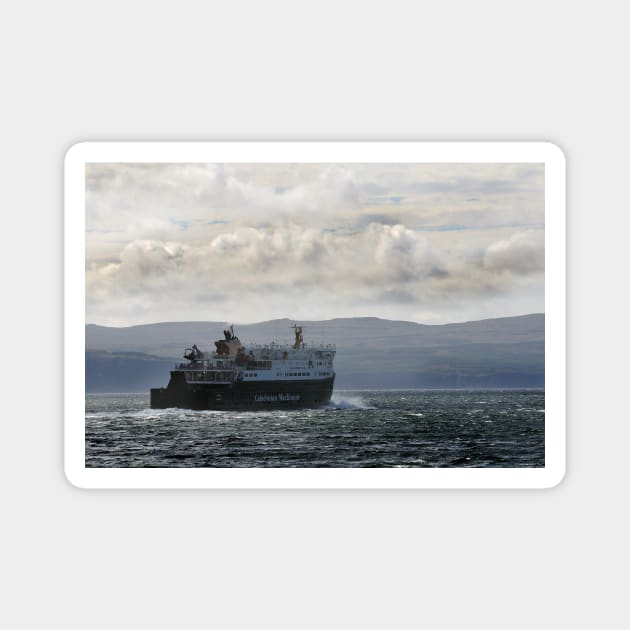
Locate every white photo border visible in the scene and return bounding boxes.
[65,142,565,489]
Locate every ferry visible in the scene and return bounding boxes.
[150,324,336,410]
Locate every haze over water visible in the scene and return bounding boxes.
[86,389,544,468]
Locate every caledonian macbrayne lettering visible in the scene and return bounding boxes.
[255,393,302,402]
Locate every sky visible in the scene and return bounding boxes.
[86,162,544,326]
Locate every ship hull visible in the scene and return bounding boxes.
[150,371,335,410]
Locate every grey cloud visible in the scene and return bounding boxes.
[483,230,545,275]
[428,267,449,279]
[359,182,389,195]
[356,213,402,226]
[85,163,544,325]
[376,289,417,304]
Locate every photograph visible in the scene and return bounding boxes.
[66,142,564,487]
[10,4,626,627]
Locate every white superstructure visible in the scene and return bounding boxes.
[177,325,335,384]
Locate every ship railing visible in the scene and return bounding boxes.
[175,361,236,370]
[183,370,235,384]
[246,343,336,350]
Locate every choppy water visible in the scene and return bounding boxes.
[85,390,544,467]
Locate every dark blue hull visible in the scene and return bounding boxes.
[150,371,335,410]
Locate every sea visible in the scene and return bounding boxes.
[85,389,545,467]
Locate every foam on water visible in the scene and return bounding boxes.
[328,394,372,410]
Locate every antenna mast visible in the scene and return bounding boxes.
[292,323,304,349]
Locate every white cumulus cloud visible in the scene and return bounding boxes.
[483,230,545,275]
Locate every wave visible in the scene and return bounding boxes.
[86,407,228,421]
[327,394,373,410]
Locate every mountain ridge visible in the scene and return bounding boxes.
[85,314,544,392]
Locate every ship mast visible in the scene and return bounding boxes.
[292,324,304,349]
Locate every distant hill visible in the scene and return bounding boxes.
[86,351,175,393]
[86,314,544,392]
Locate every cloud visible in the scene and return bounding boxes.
[362,223,444,283]
[483,230,545,275]
[119,240,186,277]
[86,222,544,325]
[85,163,545,325]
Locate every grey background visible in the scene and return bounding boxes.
[3,1,626,629]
